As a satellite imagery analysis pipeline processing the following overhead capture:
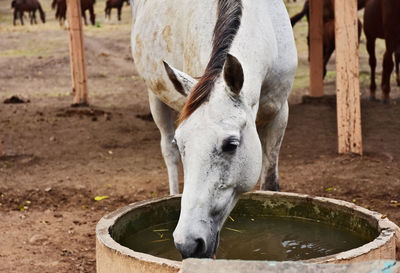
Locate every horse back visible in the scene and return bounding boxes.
[363,0,400,42]
[12,0,40,11]
[132,0,295,113]
[131,0,208,110]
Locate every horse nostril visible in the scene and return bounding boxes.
[193,238,206,257]
[175,237,207,259]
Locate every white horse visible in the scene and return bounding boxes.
[130,0,297,258]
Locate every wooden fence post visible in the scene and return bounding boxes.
[67,0,89,106]
[334,0,363,155]
[309,0,324,97]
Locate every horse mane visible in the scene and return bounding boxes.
[179,0,243,123]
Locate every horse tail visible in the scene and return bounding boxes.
[11,0,16,9]
[290,0,309,26]
[51,0,57,10]
[38,3,46,23]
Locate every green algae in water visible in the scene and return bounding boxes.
[118,215,371,261]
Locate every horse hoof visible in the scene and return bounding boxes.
[368,95,378,102]
[381,98,390,105]
[268,186,281,192]
[261,184,280,192]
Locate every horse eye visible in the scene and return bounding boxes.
[222,139,240,152]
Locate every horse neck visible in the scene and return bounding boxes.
[226,0,276,109]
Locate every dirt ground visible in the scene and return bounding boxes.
[0,1,399,272]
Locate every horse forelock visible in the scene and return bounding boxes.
[179,0,243,123]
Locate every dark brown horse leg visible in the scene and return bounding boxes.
[82,11,88,25]
[89,6,95,25]
[13,9,17,25]
[19,11,24,25]
[366,36,377,101]
[32,11,37,24]
[58,11,63,26]
[61,7,66,26]
[381,46,394,104]
[323,45,335,79]
[118,7,121,21]
[395,49,400,86]
[322,21,335,79]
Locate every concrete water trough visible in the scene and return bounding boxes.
[96,191,400,273]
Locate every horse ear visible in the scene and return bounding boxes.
[223,54,244,95]
[163,61,196,97]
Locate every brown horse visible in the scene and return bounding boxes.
[51,0,96,26]
[364,0,400,103]
[291,0,365,78]
[12,0,45,26]
[105,0,129,21]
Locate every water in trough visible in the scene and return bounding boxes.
[118,215,370,261]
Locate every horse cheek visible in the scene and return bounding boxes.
[238,129,262,192]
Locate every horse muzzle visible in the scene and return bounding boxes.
[173,228,219,259]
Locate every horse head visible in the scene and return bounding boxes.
[164,54,262,258]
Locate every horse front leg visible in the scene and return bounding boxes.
[89,6,95,25]
[61,12,66,27]
[320,20,336,79]
[381,48,394,104]
[323,44,335,79]
[107,8,111,20]
[19,11,24,25]
[117,6,121,21]
[13,9,17,25]
[366,36,377,101]
[395,49,400,86]
[32,11,37,24]
[82,11,87,25]
[258,101,289,191]
[104,7,109,20]
[148,91,180,195]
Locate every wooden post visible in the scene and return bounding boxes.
[309,0,324,97]
[334,0,362,155]
[67,0,89,106]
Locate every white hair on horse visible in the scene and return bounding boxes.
[130,0,297,258]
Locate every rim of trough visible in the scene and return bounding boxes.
[96,190,399,268]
